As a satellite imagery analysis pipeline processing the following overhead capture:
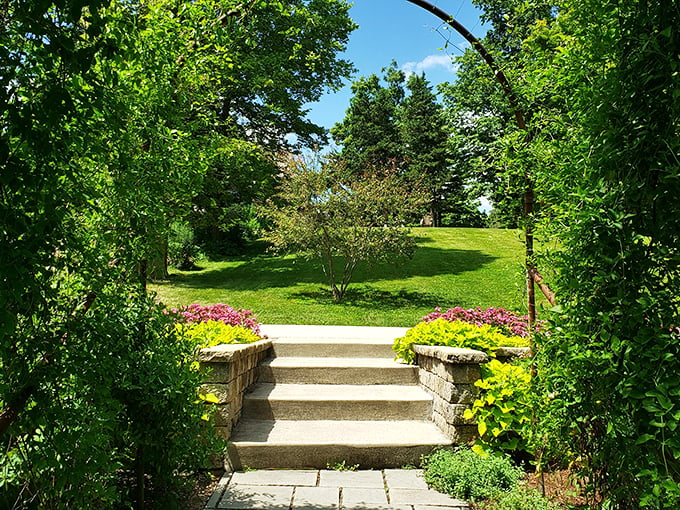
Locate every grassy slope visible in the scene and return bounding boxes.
[149,227,529,327]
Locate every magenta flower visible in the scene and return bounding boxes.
[171,303,262,336]
[421,307,543,337]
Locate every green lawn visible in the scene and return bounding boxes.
[149,227,531,327]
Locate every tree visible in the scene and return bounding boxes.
[332,64,482,226]
[400,73,458,225]
[330,72,404,174]
[213,0,356,150]
[524,0,680,505]
[190,138,278,254]
[260,155,427,302]
[180,0,356,254]
[439,0,557,227]
[0,0,357,505]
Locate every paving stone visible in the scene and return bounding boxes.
[319,470,385,488]
[341,487,389,506]
[390,489,467,507]
[217,484,293,509]
[383,469,428,490]
[205,474,231,509]
[230,469,318,486]
[343,506,413,510]
[414,506,469,510]
[292,486,339,509]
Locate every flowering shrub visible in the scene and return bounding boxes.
[172,303,262,336]
[422,306,540,337]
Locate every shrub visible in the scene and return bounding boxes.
[423,306,540,338]
[172,303,262,336]
[180,320,261,350]
[479,485,558,510]
[393,318,528,364]
[422,448,523,502]
[168,220,202,270]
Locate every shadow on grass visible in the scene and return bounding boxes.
[160,245,498,292]
[291,286,443,311]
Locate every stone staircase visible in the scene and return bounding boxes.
[226,325,452,470]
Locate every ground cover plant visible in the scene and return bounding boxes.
[423,448,524,502]
[149,228,531,326]
[173,304,264,350]
[392,318,529,364]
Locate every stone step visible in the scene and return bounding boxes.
[272,337,397,359]
[257,357,418,385]
[241,383,432,421]
[227,419,451,470]
[261,324,406,360]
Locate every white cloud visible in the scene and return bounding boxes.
[401,54,458,77]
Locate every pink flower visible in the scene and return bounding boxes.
[171,303,263,336]
[421,306,543,337]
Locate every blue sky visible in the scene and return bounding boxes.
[305,0,489,133]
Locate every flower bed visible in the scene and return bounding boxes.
[422,306,540,338]
[172,303,263,336]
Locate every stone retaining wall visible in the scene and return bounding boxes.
[414,345,487,444]
[198,339,273,440]
[414,345,531,444]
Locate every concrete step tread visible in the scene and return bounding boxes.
[261,357,409,368]
[230,419,451,446]
[261,324,409,340]
[273,336,396,345]
[244,383,432,402]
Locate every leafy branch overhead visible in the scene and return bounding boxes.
[260,155,428,301]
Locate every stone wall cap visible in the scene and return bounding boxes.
[199,339,272,362]
[495,346,531,358]
[413,344,489,364]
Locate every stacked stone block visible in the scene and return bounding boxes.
[198,339,273,440]
[413,345,488,444]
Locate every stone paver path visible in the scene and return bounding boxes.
[205,469,469,509]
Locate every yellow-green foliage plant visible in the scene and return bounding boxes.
[464,359,533,455]
[393,318,528,364]
[179,320,261,351]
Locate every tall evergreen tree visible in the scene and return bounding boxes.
[333,65,483,226]
[440,0,557,227]
[330,73,403,174]
[400,73,451,225]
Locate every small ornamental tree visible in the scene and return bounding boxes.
[260,155,427,302]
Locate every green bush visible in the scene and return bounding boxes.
[479,485,558,510]
[168,221,201,270]
[179,320,261,350]
[393,318,528,364]
[422,448,523,502]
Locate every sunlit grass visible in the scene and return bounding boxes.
[149,227,533,327]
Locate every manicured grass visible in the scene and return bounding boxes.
[149,227,531,327]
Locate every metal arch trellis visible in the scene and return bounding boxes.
[405,0,556,328]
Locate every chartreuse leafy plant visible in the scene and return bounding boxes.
[393,318,528,364]
[422,306,539,338]
[180,321,261,350]
[464,360,533,456]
